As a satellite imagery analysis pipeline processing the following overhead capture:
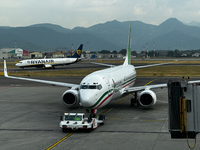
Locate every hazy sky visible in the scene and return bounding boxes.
[1,0,200,29]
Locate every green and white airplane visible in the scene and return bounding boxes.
[4,23,173,117]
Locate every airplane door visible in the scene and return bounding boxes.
[103,77,112,96]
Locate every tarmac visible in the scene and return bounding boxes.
[1,76,200,150]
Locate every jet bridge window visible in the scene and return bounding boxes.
[186,99,191,112]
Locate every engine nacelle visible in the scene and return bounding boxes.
[138,90,157,107]
[44,64,52,68]
[62,89,80,106]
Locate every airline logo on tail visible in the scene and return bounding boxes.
[76,50,82,56]
[70,44,83,58]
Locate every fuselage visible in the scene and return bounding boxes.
[80,64,136,110]
[16,58,78,68]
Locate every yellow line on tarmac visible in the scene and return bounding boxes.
[144,80,155,86]
[46,132,74,150]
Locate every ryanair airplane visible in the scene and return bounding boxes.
[15,44,83,69]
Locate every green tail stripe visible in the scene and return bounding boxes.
[127,22,131,65]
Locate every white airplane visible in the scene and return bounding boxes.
[15,44,83,69]
[4,23,176,118]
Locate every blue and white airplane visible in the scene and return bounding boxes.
[15,44,83,69]
[4,23,175,117]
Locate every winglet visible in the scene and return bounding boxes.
[123,22,132,66]
[4,60,8,77]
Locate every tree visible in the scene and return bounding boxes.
[131,51,138,57]
[167,51,174,57]
[174,49,181,57]
[148,50,155,57]
[99,50,111,54]
[118,49,126,55]
[112,50,118,54]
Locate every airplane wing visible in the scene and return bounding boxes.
[91,62,172,68]
[4,60,79,88]
[124,83,167,93]
[124,79,200,94]
[90,62,115,67]
[135,62,172,69]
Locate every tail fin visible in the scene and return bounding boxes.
[123,22,132,66]
[71,44,83,58]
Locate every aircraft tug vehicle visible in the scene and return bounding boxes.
[59,113,105,132]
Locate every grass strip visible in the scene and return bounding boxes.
[6,66,200,77]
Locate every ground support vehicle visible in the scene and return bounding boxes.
[59,113,105,132]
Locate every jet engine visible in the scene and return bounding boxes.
[44,64,52,68]
[62,89,80,106]
[138,90,157,107]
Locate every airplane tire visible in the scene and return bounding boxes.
[62,128,67,132]
[131,98,135,106]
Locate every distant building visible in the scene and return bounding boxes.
[192,53,200,57]
[181,54,188,57]
[0,48,30,59]
[53,52,64,58]
[8,48,30,59]
[30,52,43,58]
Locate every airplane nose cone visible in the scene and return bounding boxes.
[80,91,95,108]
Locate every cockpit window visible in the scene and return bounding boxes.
[81,85,88,89]
[88,85,96,89]
[81,84,102,90]
[97,85,102,90]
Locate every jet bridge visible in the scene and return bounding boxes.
[168,78,200,138]
[168,78,200,148]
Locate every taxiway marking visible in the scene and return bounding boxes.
[46,132,74,150]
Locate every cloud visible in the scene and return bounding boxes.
[133,4,145,15]
[1,0,200,28]
[0,16,10,25]
[0,0,25,8]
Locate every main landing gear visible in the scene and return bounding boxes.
[131,92,139,106]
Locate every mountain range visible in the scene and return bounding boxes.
[1,18,200,52]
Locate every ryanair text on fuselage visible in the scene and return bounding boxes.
[28,59,54,64]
